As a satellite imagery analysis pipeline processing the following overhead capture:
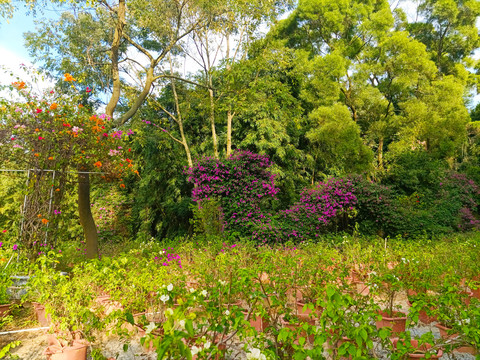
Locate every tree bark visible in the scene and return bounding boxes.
[105,0,126,118]
[378,137,384,169]
[169,55,193,168]
[209,87,219,159]
[78,172,98,259]
[226,109,234,158]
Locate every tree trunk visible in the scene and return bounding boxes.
[78,172,98,259]
[105,0,126,118]
[226,109,234,158]
[209,87,219,159]
[378,137,384,169]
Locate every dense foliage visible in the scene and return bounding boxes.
[0,0,479,247]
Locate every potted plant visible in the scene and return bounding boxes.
[391,333,443,360]
[319,284,380,359]
[0,271,13,318]
[372,272,408,334]
[27,253,102,360]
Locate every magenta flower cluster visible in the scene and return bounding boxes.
[186,150,279,234]
[252,178,357,243]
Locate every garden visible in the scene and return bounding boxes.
[1,233,480,359]
[1,0,480,358]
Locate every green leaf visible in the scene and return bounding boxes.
[125,312,135,325]
[298,336,306,346]
[185,319,194,337]
[360,328,368,341]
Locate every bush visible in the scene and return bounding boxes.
[186,150,279,238]
[252,177,357,243]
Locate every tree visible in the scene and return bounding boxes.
[0,70,135,257]
[267,0,473,172]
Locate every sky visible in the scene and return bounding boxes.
[0,4,479,106]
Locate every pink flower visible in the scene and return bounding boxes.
[13,244,18,250]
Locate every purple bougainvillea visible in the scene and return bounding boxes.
[186,150,279,236]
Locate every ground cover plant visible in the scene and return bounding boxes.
[0,233,479,359]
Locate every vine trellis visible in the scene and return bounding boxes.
[0,169,104,255]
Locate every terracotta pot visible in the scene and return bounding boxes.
[454,345,477,355]
[434,323,459,340]
[471,287,480,300]
[45,340,89,360]
[296,301,322,317]
[354,281,370,296]
[281,314,315,345]
[242,310,269,332]
[460,290,473,306]
[337,336,355,360]
[392,338,443,359]
[375,310,407,333]
[94,295,123,316]
[32,302,51,327]
[406,300,437,324]
[0,303,12,318]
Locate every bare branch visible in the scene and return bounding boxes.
[122,32,154,62]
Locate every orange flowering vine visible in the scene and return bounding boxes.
[64,73,76,82]
[41,218,49,224]
[12,81,26,90]
[94,161,102,168]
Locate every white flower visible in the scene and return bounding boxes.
[224,310,230,316]
[145,322,156,334]
[160,294,170,303]
[201,290,208,297]
[191,345,201,356]
[219,280,227,286]
[204,341,211,349]
[178,319,186,328]
[167,284,173,291]
[189,288,196,293]
[164,308,174,317]
[246,348,266,360]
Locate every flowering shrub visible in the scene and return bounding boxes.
[349,176,399,236]
[252,177,357,243]
[186,150,279,236]
[0,67,137,253]
[437,172,480,231]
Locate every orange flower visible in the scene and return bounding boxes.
[94,161,102,168]
[41,218,49,224]
[49,103,58,110]
[78,104,83,108]
[119,184,125,188]
[89,115,97,121]
[34,153,39,157]
[35,128,39,132]
[48,157,54,160]
[64,73,76,82]
[37,214,42,218]
[55,188,60,191]
[12,81,26,90]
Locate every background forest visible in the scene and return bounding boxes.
[1,0,480,253]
